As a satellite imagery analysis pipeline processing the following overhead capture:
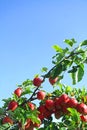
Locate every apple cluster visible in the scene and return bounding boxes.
[1,77,87,130]
[38,93,87,123]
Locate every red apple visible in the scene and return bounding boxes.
[76,103,87,114]
[38,113,44,121]
[49,77,58,85]
[27,102,35,110]
[62,105,68,114]
[59,94,69,106]
[45,99,55,110]
[2,116,13,124]
[8,100,18,111]
[80,115,87,122]
[14,87,22,97]
[67,98,78,108]
[54,111,61,119]
[44,108,52,119]
[38,105,47,114]
[33,77,43,87]
[38,104,52,119]
[54,97,62,110]
[37,91,46,100]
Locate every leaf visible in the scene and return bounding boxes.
[77,64,84,82]
[52,64,62,78]
[0,123,11,130]
[64,39,76,47]
[67,108,80,122]
[22,87,32,95]
[52,45,63,52]
[22,79,32,86]
[41,67,48,72]
[71,71,78,85]
[71,64,84,85]
[80,40,87,46]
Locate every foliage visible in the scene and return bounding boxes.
[0,39,87,130]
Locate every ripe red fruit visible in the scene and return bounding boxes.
[62,105,69,114]
[45,99,55,110]
[8,100,18,111]
[54,111,61,119]
[54,97,62,110]
[49,77,58,85]
[44,109,53,119]
[76,103,87,114]
[80,115,87,122]
[38,105,47,114]
[33,77,43,87]
[59,94,69,106]
[14,87,22,97]
[27,102,35,110]
[67,98,78,108]
[38,113,44,121]
[2,116,13,124]
[38,104,52,119]
[37,91,46,100]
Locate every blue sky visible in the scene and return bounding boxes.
[0,0,87,106]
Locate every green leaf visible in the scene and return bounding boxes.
[0,123,11,130]
[64,39,76,47]
[80,40,87,46]
[71,71,78,85]
[52,45,63,52]
[71,64,84,85]
[77,64,84,82]
[41,67,48,72]
[52,64,62,78]
[22,79,32,86]
[22,87,32,95]
[67,108,80,122]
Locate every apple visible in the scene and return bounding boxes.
[37,91,46,100]
[38,105,47,114]
[2,116,13,124]
[44,109,52,119]
[45,99,55,110]
[49,77,58,85]
[54,97,62,110]
[59,94,69,106]
[8,100,18,111]
[38,104,52,119]
[54,111,61,119]
[14,87,22,97]
[76,103,87,114]
[38,113,44,121]
[27,102,35,110]
[62,105,68,114]
[33,77,43,87]
[67,98,78,108]
[80,115,87,122]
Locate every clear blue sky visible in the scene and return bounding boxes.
[0,0,87,106]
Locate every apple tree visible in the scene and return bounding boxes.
[0,39,87,130]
